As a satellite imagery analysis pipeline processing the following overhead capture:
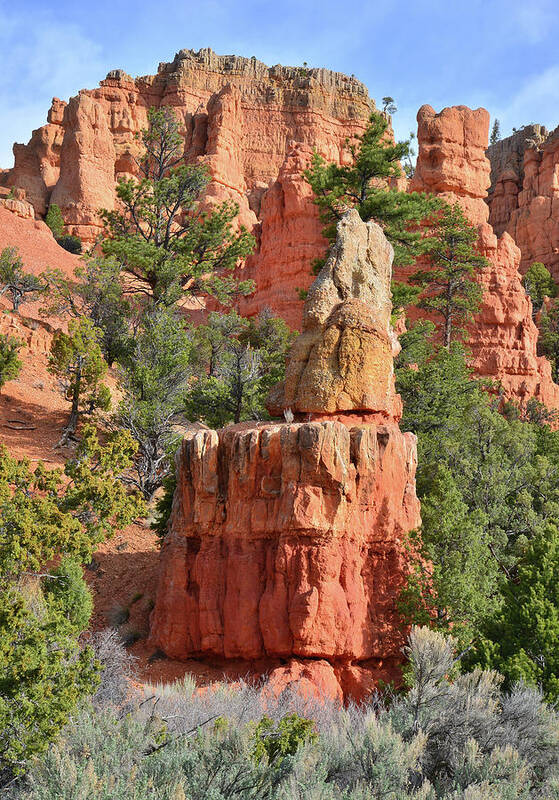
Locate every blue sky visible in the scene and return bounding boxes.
[1,0,559,167]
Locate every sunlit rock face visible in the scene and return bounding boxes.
[410,104,559,410]
[149,213,420,702]
[2,48,373,329]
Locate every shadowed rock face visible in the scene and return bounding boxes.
[487,125,559,283]
[149,215,420,702]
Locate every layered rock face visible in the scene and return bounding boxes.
[149,211,420,701]
[486,125,548,238]
[2,49,371,327]
[237,143,329,329]
[487,125,559,280]
[471,227,559,408]
[410,104,491,226]
[410,104,559,408]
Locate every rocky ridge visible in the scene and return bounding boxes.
[487,125,559,281]
[2,48,372,329]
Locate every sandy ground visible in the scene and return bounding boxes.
[0,303,273,689]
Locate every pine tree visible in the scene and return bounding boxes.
[303,110,440,266]
[522,261,557,315]
[538,298,559,381]
[101,107,255,307]
[116,307,192,500]
[490,118,501,146]
[0,426,144,781]
[398,340,559,646]
[43,256,131,367]
[474,524,559,701]
[48,318,111,443]
[409,203,488,347]
[0,334,22,393]
[382,96,397,114]
[0,247,45,312]
[45,204,64,239]
[185,311,294,429]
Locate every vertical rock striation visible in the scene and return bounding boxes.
[410,104,559,409]
[149,210,421,701]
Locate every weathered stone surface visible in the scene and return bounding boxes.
[1,100,66,217]
[278,209,399,417]
[50,94,117,241]
[237,143,327,330]
[487,126,559,281]
[470,226,559,408]
[149,419,420,700]
[0,187,35,220]
[486,125,548,237]
[410,104,559,409]
[150,216,419,701]
[410,104,491,226]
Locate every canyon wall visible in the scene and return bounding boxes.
[487,125,559,281]
[149,210,421,702]
[2,48,372,329]
[410,104,559,409]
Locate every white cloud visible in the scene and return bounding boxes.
[492,64,559,137]
[511,1,556,45]
[0,3,106,167]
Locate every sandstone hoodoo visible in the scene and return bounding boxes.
[410,104,559,410]
[2,49,372,329]
[274,209,399,419]
[149,210,421,701]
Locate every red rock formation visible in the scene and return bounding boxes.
[410,104,559,409]
[0,204,79,355]
[410,104,491,226]
[149,210,420,701]
[486,125,548,239]
[50,93,117,242]
[3,49,372,327]
[471,226,559,408]
[238,143,328,329]
[0,205,78,282]
[486,125,559,279]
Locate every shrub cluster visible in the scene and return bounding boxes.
[7,627,559,799]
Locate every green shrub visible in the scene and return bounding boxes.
[151,469,177,541]
[0,334,22,392]
[56,235,82,254]
[9,628,559,798]
[45,204,64,239]
[251,713,317,763]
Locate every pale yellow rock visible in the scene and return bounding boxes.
[274,208,398,416]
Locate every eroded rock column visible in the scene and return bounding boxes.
[149,210,420,701]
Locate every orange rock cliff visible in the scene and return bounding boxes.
[410,104,559,409]
[1,48,372,329]
[148,210,421,702]
[487,124,559,282]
